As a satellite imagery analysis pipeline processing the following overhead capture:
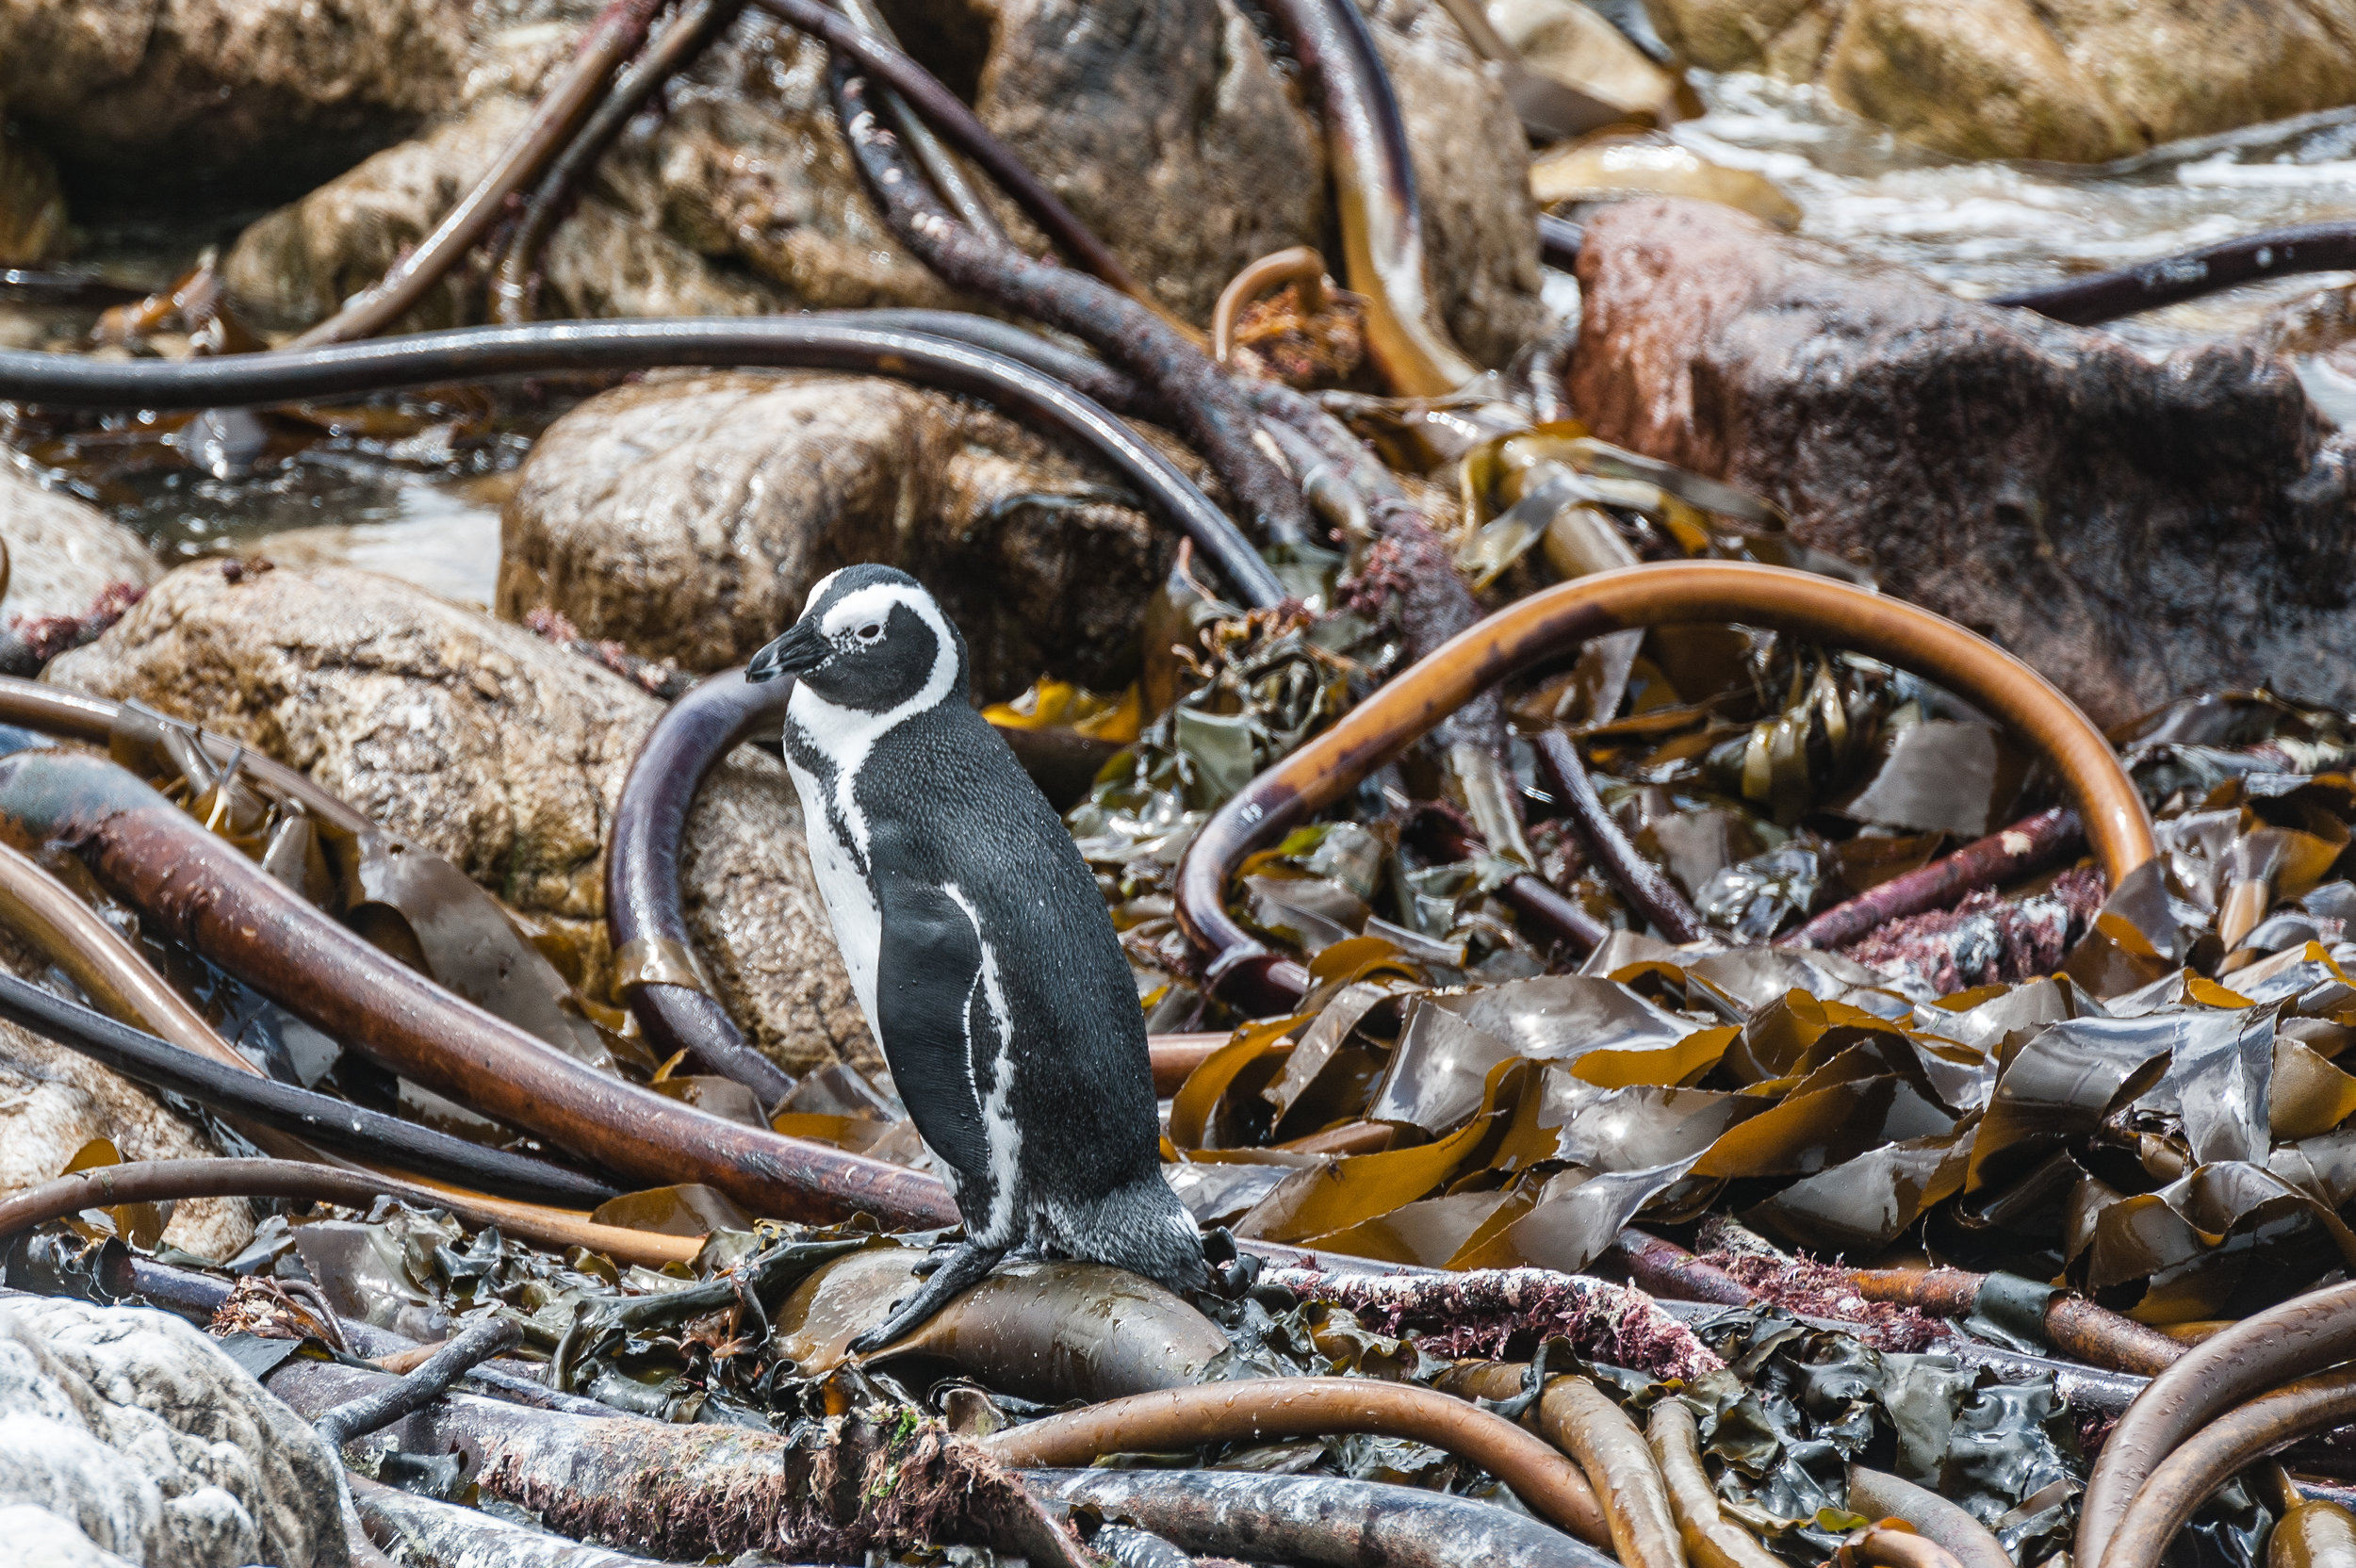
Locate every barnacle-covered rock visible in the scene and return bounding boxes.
[45,563,879,1076]
[0,1295,349,1568]
[498,370,1174,699]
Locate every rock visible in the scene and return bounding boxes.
[0,110,66,263]
[1642,0,2356,164]
[0,1295,349,1568]
[1567,198,2356,728]
[1488,0,1685,126]
[0,468,163,628]
[498,370,1173,698]
[45,563,879,1077]
[0,0,467,188]
[222,0,1543,360]
[0,1004,251,1259]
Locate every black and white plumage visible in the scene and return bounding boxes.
[747,564,1206,1350]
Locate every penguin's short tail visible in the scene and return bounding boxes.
[1038,1174,1210,1294]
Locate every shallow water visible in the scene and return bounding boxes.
[1669,71,2356,352]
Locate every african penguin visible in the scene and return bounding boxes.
[747,564,1207,1350]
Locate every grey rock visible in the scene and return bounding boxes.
[0,467,163,630]
[45,563,878,1077]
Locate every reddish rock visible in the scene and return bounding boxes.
[1568,198,2356,728]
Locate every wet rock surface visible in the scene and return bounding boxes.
[0,468,164,628]
[0,0,467,188]
[499,370,1173,698]
[1568,197,2356,727]
[0,1295,349,1568]
[1644,0,2356,163]
[212,0,1541,356]
[45,564,880,1077]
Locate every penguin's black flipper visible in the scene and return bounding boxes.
[847,1239,1008,1353]
[873,879,996,1183]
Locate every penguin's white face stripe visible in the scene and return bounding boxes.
[945,882,1023,1246]
[785,582,960,863]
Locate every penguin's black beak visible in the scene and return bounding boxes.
[747,620,826,683]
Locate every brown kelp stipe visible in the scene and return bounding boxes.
[1023,1469,1616,1568]
[2097,1368,2356,1568]
[293,0,664,346]
[0,318,1284,607]
[1176,563,2156,1013]
[1647,1401,1786,1568]
[1836,1522,1969,1568]
[0,970,618,1206]
[1994,221,2356,326]
[493,0,745,324]
[0,745,958,1230]
[1612,1227,1756,1307]
[349,1476,678,1568]
[1532,728,1706,943]
[2079,1280,2356,1567]
[1212,246,1333,365]
[1845,1266,2183,1377]
[981,1377,1608,1547]
[827,65,1313,553]
[0,1158,699,1268]
[1432,1367,1678,1568]
[606,666,797,1107]
[1846,1467,2012,1568]
[313,1315,527,1448]
[1258,0,1483,394]
[1781,806,2086,951]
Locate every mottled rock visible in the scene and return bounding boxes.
[46,564,878,1076]
[499,370,1172,698]
[1643,0,2356,163]
[1568,198,2356,727]
[0,467,163,627]
[0,1295,349,1568]
[0,0,467,185]
[221,0,1542,360]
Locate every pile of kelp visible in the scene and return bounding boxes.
[10,0,2356,1563]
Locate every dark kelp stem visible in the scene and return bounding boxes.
[0,319,1283,606]
[0,1158,700,1266]
[1993,222,2356,326]
[292,0,663,345]
[493,0,745,324]
[826,63,1312,552]
[981,1377,1607,1545]
[1531,728,1706,943]
[0,746,960,1229]
[1780,806,2085,951]
[1845,1265,2183,1377]
[2079,1281,2356,1567]
[1846,1467,2014,1568]
[1023,1469,1616,1568]
[607,667,795,1103]
[1174,564,2154,1013]
[349,1476,685,1568]
[1612,1227,1756,1306]
[1257,0,1483,393]
[314,1315,527,1447]
[0,971,619,1205]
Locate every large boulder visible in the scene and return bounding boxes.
[219,0,1543,360]
[45,563,879,1077]
[0,0,467,188]
[498,370,1173,698]
[1642,0,2356,163]
[0,1295,349,1568]
[1567,198,2356,727]
[0,469,163,628]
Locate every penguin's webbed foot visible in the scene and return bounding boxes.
[848,1240,1007,1353]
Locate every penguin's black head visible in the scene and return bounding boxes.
[746,564,969,713]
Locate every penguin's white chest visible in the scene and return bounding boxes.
[783,751,884,1035]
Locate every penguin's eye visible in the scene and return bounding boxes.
[855,622,883,644]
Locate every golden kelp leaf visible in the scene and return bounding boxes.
[2271,1037,2356,1140]
[1745,1130,1972,1253]
[62,1137,122,1175]
[1693,1076,1919,1179]
[1169,1015,1308,1151]
[1304,1188,1518,1268]
[590,1184,753,1237]
[1549,1084,1773,1172]
[2079,1161,2356,1323]
[1572,1023,1737,1087]
[1964,1014,2182,1194]
[1263,979,1405,1122]
[57,1137,161,1250]
[1448,1158,1702,1273]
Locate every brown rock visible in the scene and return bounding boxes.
[1644,0,2356,164]
[0,466,163,627]
[1568,198,2356,727]
[0,108,65,263]
[45,563,879,1076]
[498,370,1173,699]
[0,0,467,183]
